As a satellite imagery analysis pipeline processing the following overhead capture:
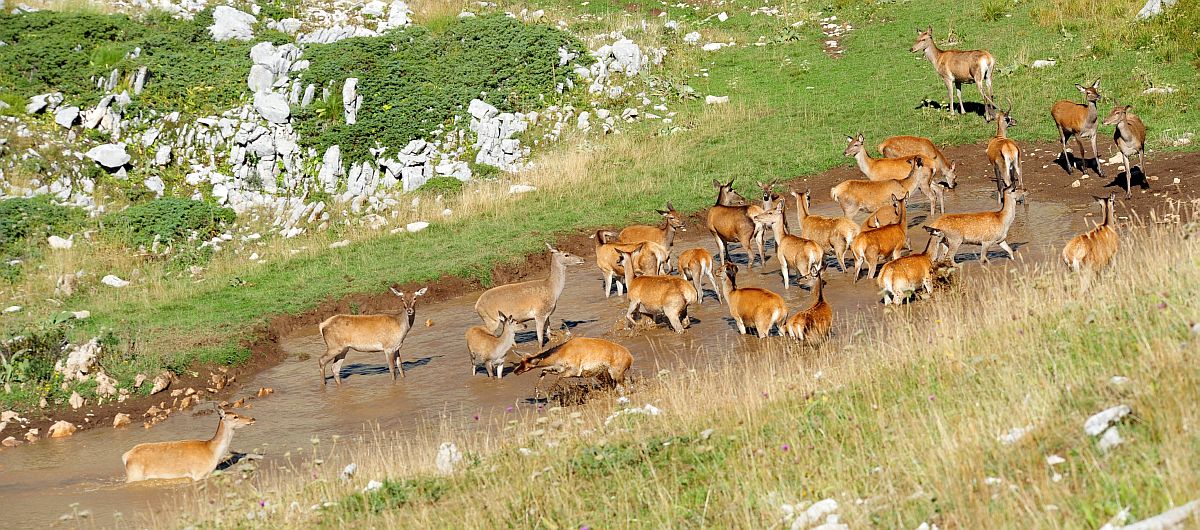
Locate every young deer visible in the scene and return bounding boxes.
[987,103,1024,197]
[677,247,721,303]
[1051,79,1104,177]
[792,190,858,273]
[878,135,959,189]
[475,245,585,346]
[616,244,698,333]
[911,26,996,116]
[784,272,832,343]
[513,337,633,398]
[617,202,686,251]
[831,157,925,219]
[926,185,1023,264]
[706,179,763,268]
[748,181,781,256]
[466,312,520,378]
[850,196,910,280]
[594,230,666,297]
[719,263,788,338]
[876,228,945,305]
[1102,105,1147,198]
[318,287,427,386]
[122,407,255,482]
[1062,193,1119,272]
[845,133,938,183]
[752,204,824,289]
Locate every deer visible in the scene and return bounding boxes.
[617,202,686,252]
[850,195,910,281]
[876,228,945,305]
[122,407,255,482]
[616,244,698,333]
[513,337,633,398]
[677,247,721,303]
[751,204,824,289]
[318,286,427,386]
[719,262,788,338]
[594,230,667,297]
[1062,193,1119,272]
[878,135,959,190]
[783,271,832,343]
[1102,104,1147,199]
[474,244,585,347]
[706,179,763,269]
[791,190,858,273]
[747,180,781,256]
[466,312,520,379]
[926,184,1023,264]
[845,133,940,183]
[987,102,1024,198]
[830,157,925,219]
[1051,79,1104,177]
[910,26,996,116]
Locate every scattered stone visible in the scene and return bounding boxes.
[69,392,84,410]
[683,31,701,44]
[134,374,147,388]
[997,425,1033,445]
[253,92,290,124]
[342,78,361,125]
[1,436,18,447]
[1085,405,1131,436]
[341,462,357,480]
[1046,454,1066,466]
[113,413,131,428]
[1098,426,1125,452]
[701,42,725,51]
[101,275,130,288]
[2,306,19,314]
[435,442,462,475]
[705,95,730,105]
[363,479,383,492]
[406,221,429,233]
[85,144,130,168]
[1143,86,1177,95]
[54,106,80,128]
[1031,59,1056,68]
[1071,179,1081,188]
[209,6,257,42]
[48,420,76,438]
[47,235,73,249]
[328,240,351,249]
[150,373,171,395]
[56,339,100,382]
[509,184,537,194]
[1137,0,1178,20]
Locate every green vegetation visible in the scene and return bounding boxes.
[0,196,86,278]
[106,197,235,249]
[295,15,588,163]
[416,176,464,196]
[1032,0,1200,66]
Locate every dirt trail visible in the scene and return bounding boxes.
[1,143,1195,527]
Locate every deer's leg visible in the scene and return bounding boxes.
[944,237,963,264]
[978,241,992,264]
[333,356,347,386]
[955,82,966,114]
[1058,129,1072,174]
[705,268,721,303]
[1123,152,1133,198]
[1091,134,1104,177]
[999,240,1015,260]
[691,273,704,305]
[945,78,956,114]
[384,348,397,381]
[624,300,640,329]
[833,238,848,272]
[603,271,613,298]
[665,308,686,334]
[779,254,790,289]
[734,317,747,335]
[1074,135,1088,173]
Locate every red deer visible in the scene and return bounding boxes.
[718,263,787,338]
[318,287,427,386]
[466,312,520,378]
[877,228,945,305]
[1050,79,1104,177]
[618,202,685,252]
[911,26,996,116]
[784,272,832,343]
[987,103,1024,197]
[677,247,720,303]
[475,245,585,346]
[751,204,824,289]
[513,337,633,398]
[706,179,763,268]
[616,244,698,333]
[850,196,909,280]
[1062,193,1119,272]
[791,190,858,272]
[878,135,959,191]
[1102,105,1147,198]
[122,408,255,482]
[926,185,1023,264]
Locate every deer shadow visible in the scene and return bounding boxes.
[943,241,1027,264]
[332,355,437,382]
[216,452,252,471]
[916,99,991,117]
[1103,167,1149,193]
[1053,152,1103,176]
[514,319,595,345]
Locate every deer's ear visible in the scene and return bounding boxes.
[1075,84,1086,93]
[926,25,932,34]
[414,287,428,297]
[389,287,404,298]
[712,179,721,188]
[666,201,675,211]
[1092,78,1101,89]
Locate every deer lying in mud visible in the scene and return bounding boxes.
[466,312,520,378]
[513,337,633,398]
[706,179,763,268]
[851,196,910,280]
[878,135,959,189]
[926,185,1023,264]
[1102,105,1147,199]
[987,103,1024,197]
[830,157,924,219]
[594,230,667,297]
[618,202,686,252]
[1051,79,1104,177]
[318,287,427,386]
[616,244,698,333]
[719,263,787,338]
[877,228,945,305]
[752,204,824,289]
[677,247,721,303]
[911,26,996,116]
[475,244,585,346]
[122,407,255,482]
[792,190,858,273]
[1062,193,1119,272]
[784,271,832,343]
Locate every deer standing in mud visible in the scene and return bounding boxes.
[850,195,910,281]
[466,312,520,378]
[618,202,686,253]
[792,190,858,273]
[1051,79,1104,177]
[474,244,585,347]
[911,26,996,116]
[122,407,255,482]
[706,179,763,268]
[747,181,781,255]
[594,230,667,297]
[877,228,945,305]
[784,271,832,343]
[926,185,1023,264]
[878,135,959,191]
[987,103,1024,197]
[677,247,721,303]
[752,204,824,289]
[719,263,788,338]
[616,244,698,333]
[1103,105,1147,198]
[1062,193,1119,272]
[318,287,427,386]
[513,337,633,398]
[831,156,925,220]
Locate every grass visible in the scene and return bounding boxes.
[2,0,1199,414]
[159,200,1200,528]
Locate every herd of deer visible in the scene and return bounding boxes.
[120,26,1138,483]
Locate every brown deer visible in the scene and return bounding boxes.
[594,230,667,297]
[752,204,824,289]
[719,262,788,338]
[122,407,255,482]
[987,103,1024,197]
[474,245,585,346]
[911,26,996,116]
[617,202,686,251]
[876,228,945,305]
[1062,193,1119,272]
[466,312,520,378]
[845,133,940,184]
[748,181,781,256]
[878,135,959,189]
[784,271,832,343]
[616,244,698,333]
[513,337,633,398]
[1102,105,1147,198]
[677,247,721,303]
[791,190,858,273]
[926,184,1023,264]
[706,179,763,268]
[1050,79,1104,177]
[318,286,427,386]
[850,195,910,280]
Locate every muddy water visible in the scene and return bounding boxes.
[0,182,1083,528]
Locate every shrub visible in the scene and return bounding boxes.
[418,176,464,196]
[0,324,68,388]
[107,197,235,249]
[0,196,87,264]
